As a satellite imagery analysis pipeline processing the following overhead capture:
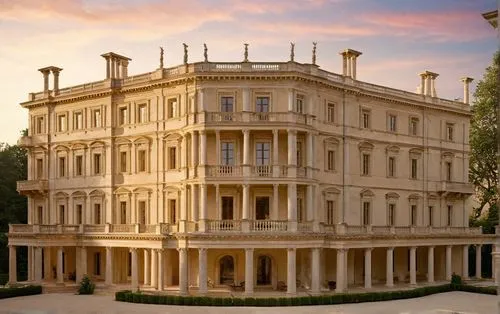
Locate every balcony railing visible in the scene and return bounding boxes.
[206,165,242,177]
[251,220,288,232]
[252,165,273,177]
[438,181,474,195]
[16,180,48,194]
[207,220,241,232]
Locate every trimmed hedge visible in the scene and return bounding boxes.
[115,283,497,307]
[0,274,8,286]
[0,285,43,299]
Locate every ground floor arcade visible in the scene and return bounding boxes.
[8,243,491,295]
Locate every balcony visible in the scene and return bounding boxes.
[203,111,310,125]
[438,181,474,195]
[204,164,308,179]
[16,180,48,195]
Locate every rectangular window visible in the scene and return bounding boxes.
[119,107,128,125]
[327,150,335,171]
[362,153,370,176]
[297,197,303,222]
[139,201,146,224]
[410,117,419,136]
[410,205,417,226]
[327,103,335,123]
[362,201,370,225]
[447,205,453,226]
[388,204,395,226]
[296,141,302,167]
[388,114,397,132]
[326,200,335,225]
[74,112,83,130]
[295,95,304,113]
[36,158,43,179]
[36,116,44,134]
[411,158,418,179]
[167,98,177,118]
[168,147,177,170]
[120,151,127,173]
[94,204,101,224]
[76,204,83,224]
[94,253,101,276]
[388,156,395,177]
[361,109,371,129]
[37,206,43,224]
[93,109,101,128]
[256,96,270,113]
[138,150,146,172]
[255,142,270,165]
[220,96,234,112]
[93,154,102,175]
[120,201,127,224]
[138,104,147,123]
[57,114,66,132]
[75,155,83,176]
[221,142,234,165]
[59,205,65,224]
[169,199,177,223]
[446,123,454,141]
[428,206,434,227]
[446,162,452,181]
[58,157,66,177]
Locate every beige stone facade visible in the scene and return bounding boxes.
[8,47,495,295]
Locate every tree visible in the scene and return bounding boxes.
[0,133,27,278]
[469,52,499,219]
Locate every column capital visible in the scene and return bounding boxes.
[364,247,373,252]
[199,129,206,135]
[129,247,138,253]
[446,245,453,249]
[476,244,482,248]
[387,247,394,251]
[410,246,417,251]
[428,245,435,249]
[177,247,187,253]
[273,183,279,188]
[198,248,207,253]
[245,248,254,253]
[242,128,250,135]
[272,129,279,135]
[287,247,296,252]
[287,129,297,135]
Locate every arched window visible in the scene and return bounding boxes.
[219,255,234,285]
[257,255,272,285]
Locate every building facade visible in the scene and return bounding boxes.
[8,47,495,295]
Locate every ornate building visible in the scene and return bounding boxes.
[8,45,495,295]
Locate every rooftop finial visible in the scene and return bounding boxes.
[243,43,249,62]
[203,43,208,62]
[290,42,295,62]
[159,46,164,69]
[183,43,188,64]
[312,42,317,65]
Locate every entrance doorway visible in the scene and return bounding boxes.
[257,255,272,285]
[221,197,234,220]
[255,197,270,220]
[219,255,235,285]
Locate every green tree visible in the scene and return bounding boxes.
[0,133,27,277]
[469,52,499,219]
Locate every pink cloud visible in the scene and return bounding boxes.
[252,21,377,38]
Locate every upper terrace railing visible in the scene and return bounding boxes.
[26,61,467,111]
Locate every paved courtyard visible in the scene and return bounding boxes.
[0,292,497,314]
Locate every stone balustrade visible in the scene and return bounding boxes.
[16,180,49,194]
[8,223,484,236]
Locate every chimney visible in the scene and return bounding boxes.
[418,70,439,97]
[38,66,63,94]
[339,49,362,79]
[460,77,474,104]
[101,52,132,79]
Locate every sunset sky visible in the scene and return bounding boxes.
[0,0,497,144]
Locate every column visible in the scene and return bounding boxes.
[341,54,348,76]
[191,184,198,221]
[198,248,208,294]
[244,248,254,294]
[272,129,279,177]
[105,57,110,79]
[446,245,452,281]
[105,247,113,285]
[335,248,346,293]
[428,246,434,283]
[462,245,469,279]
[180,185,187,223]
[364,248,372,289]
[130,248,138,291]
[351,56,357,79]
[410,247,417,285]
[287,89,294,111]
[242,184,249,220]
[8,246,16,284]
[80,247,87,280]
[287,184,297,230]
[199,184,207,232]
[346,55,352,77]
[43,247,51,280]
[199,131,207,165]
[53,70,60,92]
[34,247,43,283]
[57,247,64,284]
[306,132,313,168]
[157,249,164,291]
[419,74,426,95]
[215,184,220,218]
[430,76,437,97]
[287,248,297,294]
[475,245,482,279]
[306,185,314,222]
[215,130,220,164]
[42,70,49,91]
[425,76,432,96]
[311,248,320,294]
[272,184,279,220]
[386,247,394,287]
[242,129,250,171]
[179,248,188,295]
[143,249,150,286]
[242,88,250,112]
[198,88,205,112]
[191,131,198,169]
[151,249,158,289]
[287,130,297,166]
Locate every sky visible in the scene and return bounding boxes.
[0,0,497,144]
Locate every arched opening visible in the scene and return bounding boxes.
[257,255,272,285]
[219,255,234,285]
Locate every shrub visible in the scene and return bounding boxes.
[0,285,42,299]
[77,275,95,295]
[233,298,244,306]
[244,297,256,306]
[0,274,8,286]
[222,297,233,306]
[199,296,211,306]
[451,273,463,286]
[184,296,193,305]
